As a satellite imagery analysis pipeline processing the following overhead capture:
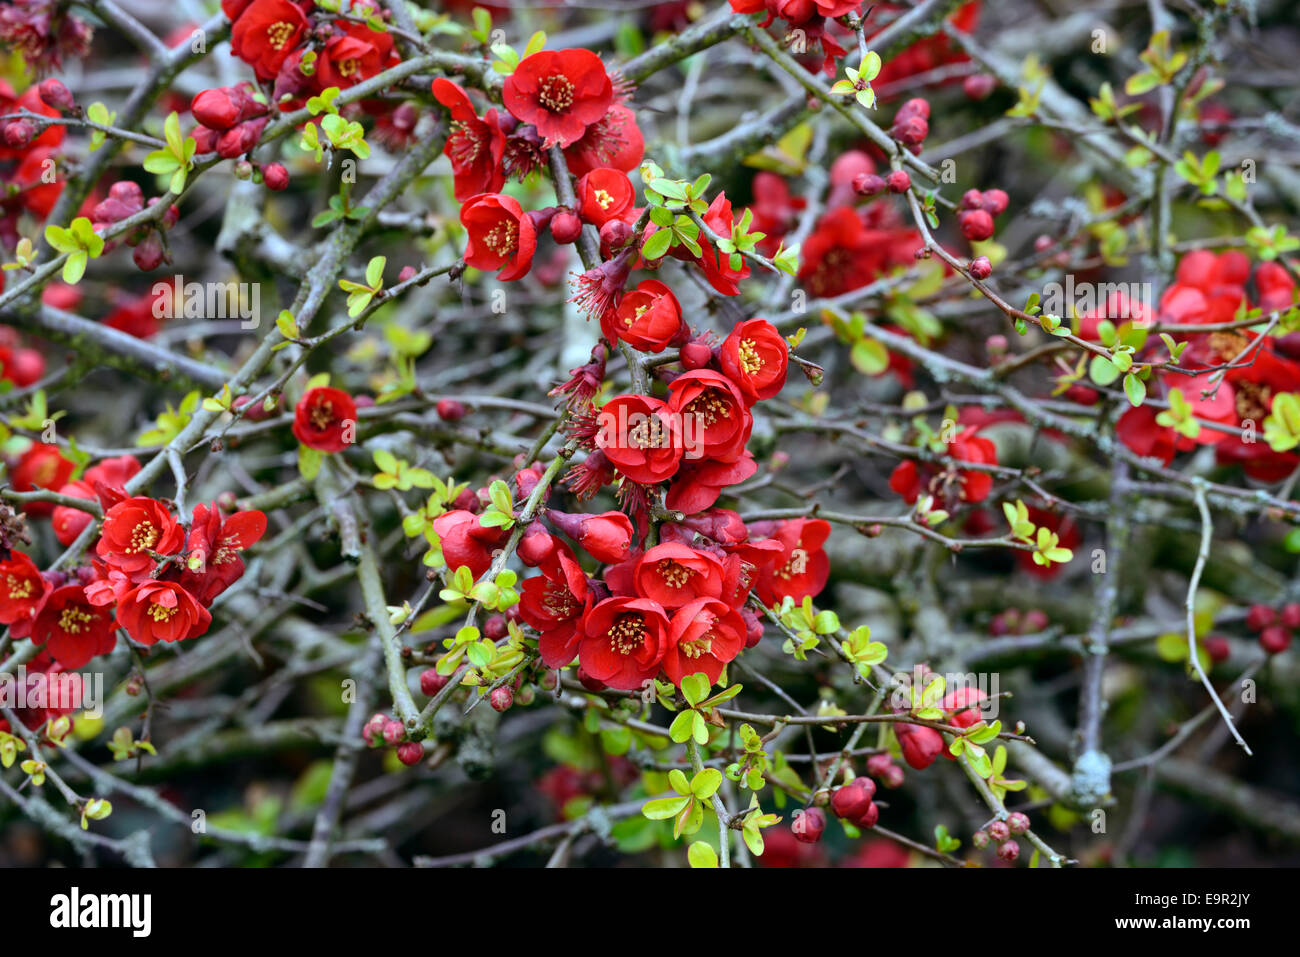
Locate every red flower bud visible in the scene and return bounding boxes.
[791,807,825,844]
[517,521,556,567]
[381,719,405,745]
[680,339,715,370]
[851,801,879,829]
[981,189,1009,216]
[1007,811,1030,835]
[969,256,992,280]
[599,219,632,249]
[3,120,36,148]
[484,615,509,641]
[1203,636,1230,664]
[1245,604,1276,631]
[959,209,995,242]
[550,208,583,244]
[490,686,514,712]
[263,162,289,191]
[896,724,944,770]
[830,782,872,819]
[435,399,466,421]
[960,189,985,210]
[886,170,911,194]
[396,742,424,766]
[1281,603,1300,630]
[997,839,1020,862]
[988,819,1010,842]
[38,78,75,112]
[1260,626,1291,655]
[963,74,997,100]
[972,829,990,849]
[420,669,449,696]
[852,172,887,197]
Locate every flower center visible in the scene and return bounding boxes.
[148,602,177,623]
[778,547,809,579]
[686,389,730,426]
[657,559,695,589]
[594,188,614,209]
[6,574,33,599]
[309,400,335,431]
[538,75,575,112]
[58,605,93,634]
[483,219,519,257]
[338,57,360,78]
[627,414,668,450]
[681,628,714,659]
[128,521,160,554]
[738,338,765,375]
[1234,380,1272,423]
[607,613,646,655]
[266,21,295,51]
[542,582,577,617]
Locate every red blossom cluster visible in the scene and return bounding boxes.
[0,456,265,670]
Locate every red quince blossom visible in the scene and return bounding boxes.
[747,172,807,257]
[226,0,310,81]
[576,167,635,229]
[797,206,921,297]
[888,427,999,505]
[293,386,357,452]
[10,443,76,516]
[578,596,670,690]
[97,496,186,578]
[316,15,400,90]
[432,79,507,201]
[51,481,95,546]
[563,103,644,177]
[594,394,684,485]
[662,598,746,686]
[665,453,757,515]
[432,509,509,579]
[719,318,789,404]
[634,543,725,609]
[895,722,945,770]
[0,0,93,74]
[752,518,831,606]
[32,584,116,669]
[545,509,634,564]
[668,369,753,464]
[521,550,592,667]
[174,503,268,604]
[689,193,751,296]
[600,279,683,353]
[460,193,538,282]
[115,580,213,645]
[503,49,614,149]
[0,550,50,639]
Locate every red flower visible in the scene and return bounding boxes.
[460,193,538,282]
[888,427,998,505]
[0,83,63,161]
[316,17,400,89]
[115,580,213,645]
[228,0,309,80]
[51,481,95,546]
[668,369,753,464]
[432,509,509,579]
[11,443,75,516]
[600,279,682,353]
[503,49,614,148]
[635,543,725,609]
[797,206,921,297]
[752,518,831,606]
[662,598,746,686]
[1116,404,1178,466]
[293,386,357,452]
[0,550,50,639]
[576,167,634,228]
[665,453,757,515]
[895,723,944,770]
[578,596,670,690]
[545,509,634,564]
[32,585,116,669]
[690,193,751,296]
[563,103,644,177]
[595,394,684,485]
[432,79,507,201]
[174,502,267,604]
[97,497,185,578]
[747,172,806,257]
[521,550,591,667]
[719,318,789,404]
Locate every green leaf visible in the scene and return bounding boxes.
[1123,372,1146,407]
[642,795,691,820]
[641,227,673,260]
[687,841,718,868]
[691,768,723,800]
